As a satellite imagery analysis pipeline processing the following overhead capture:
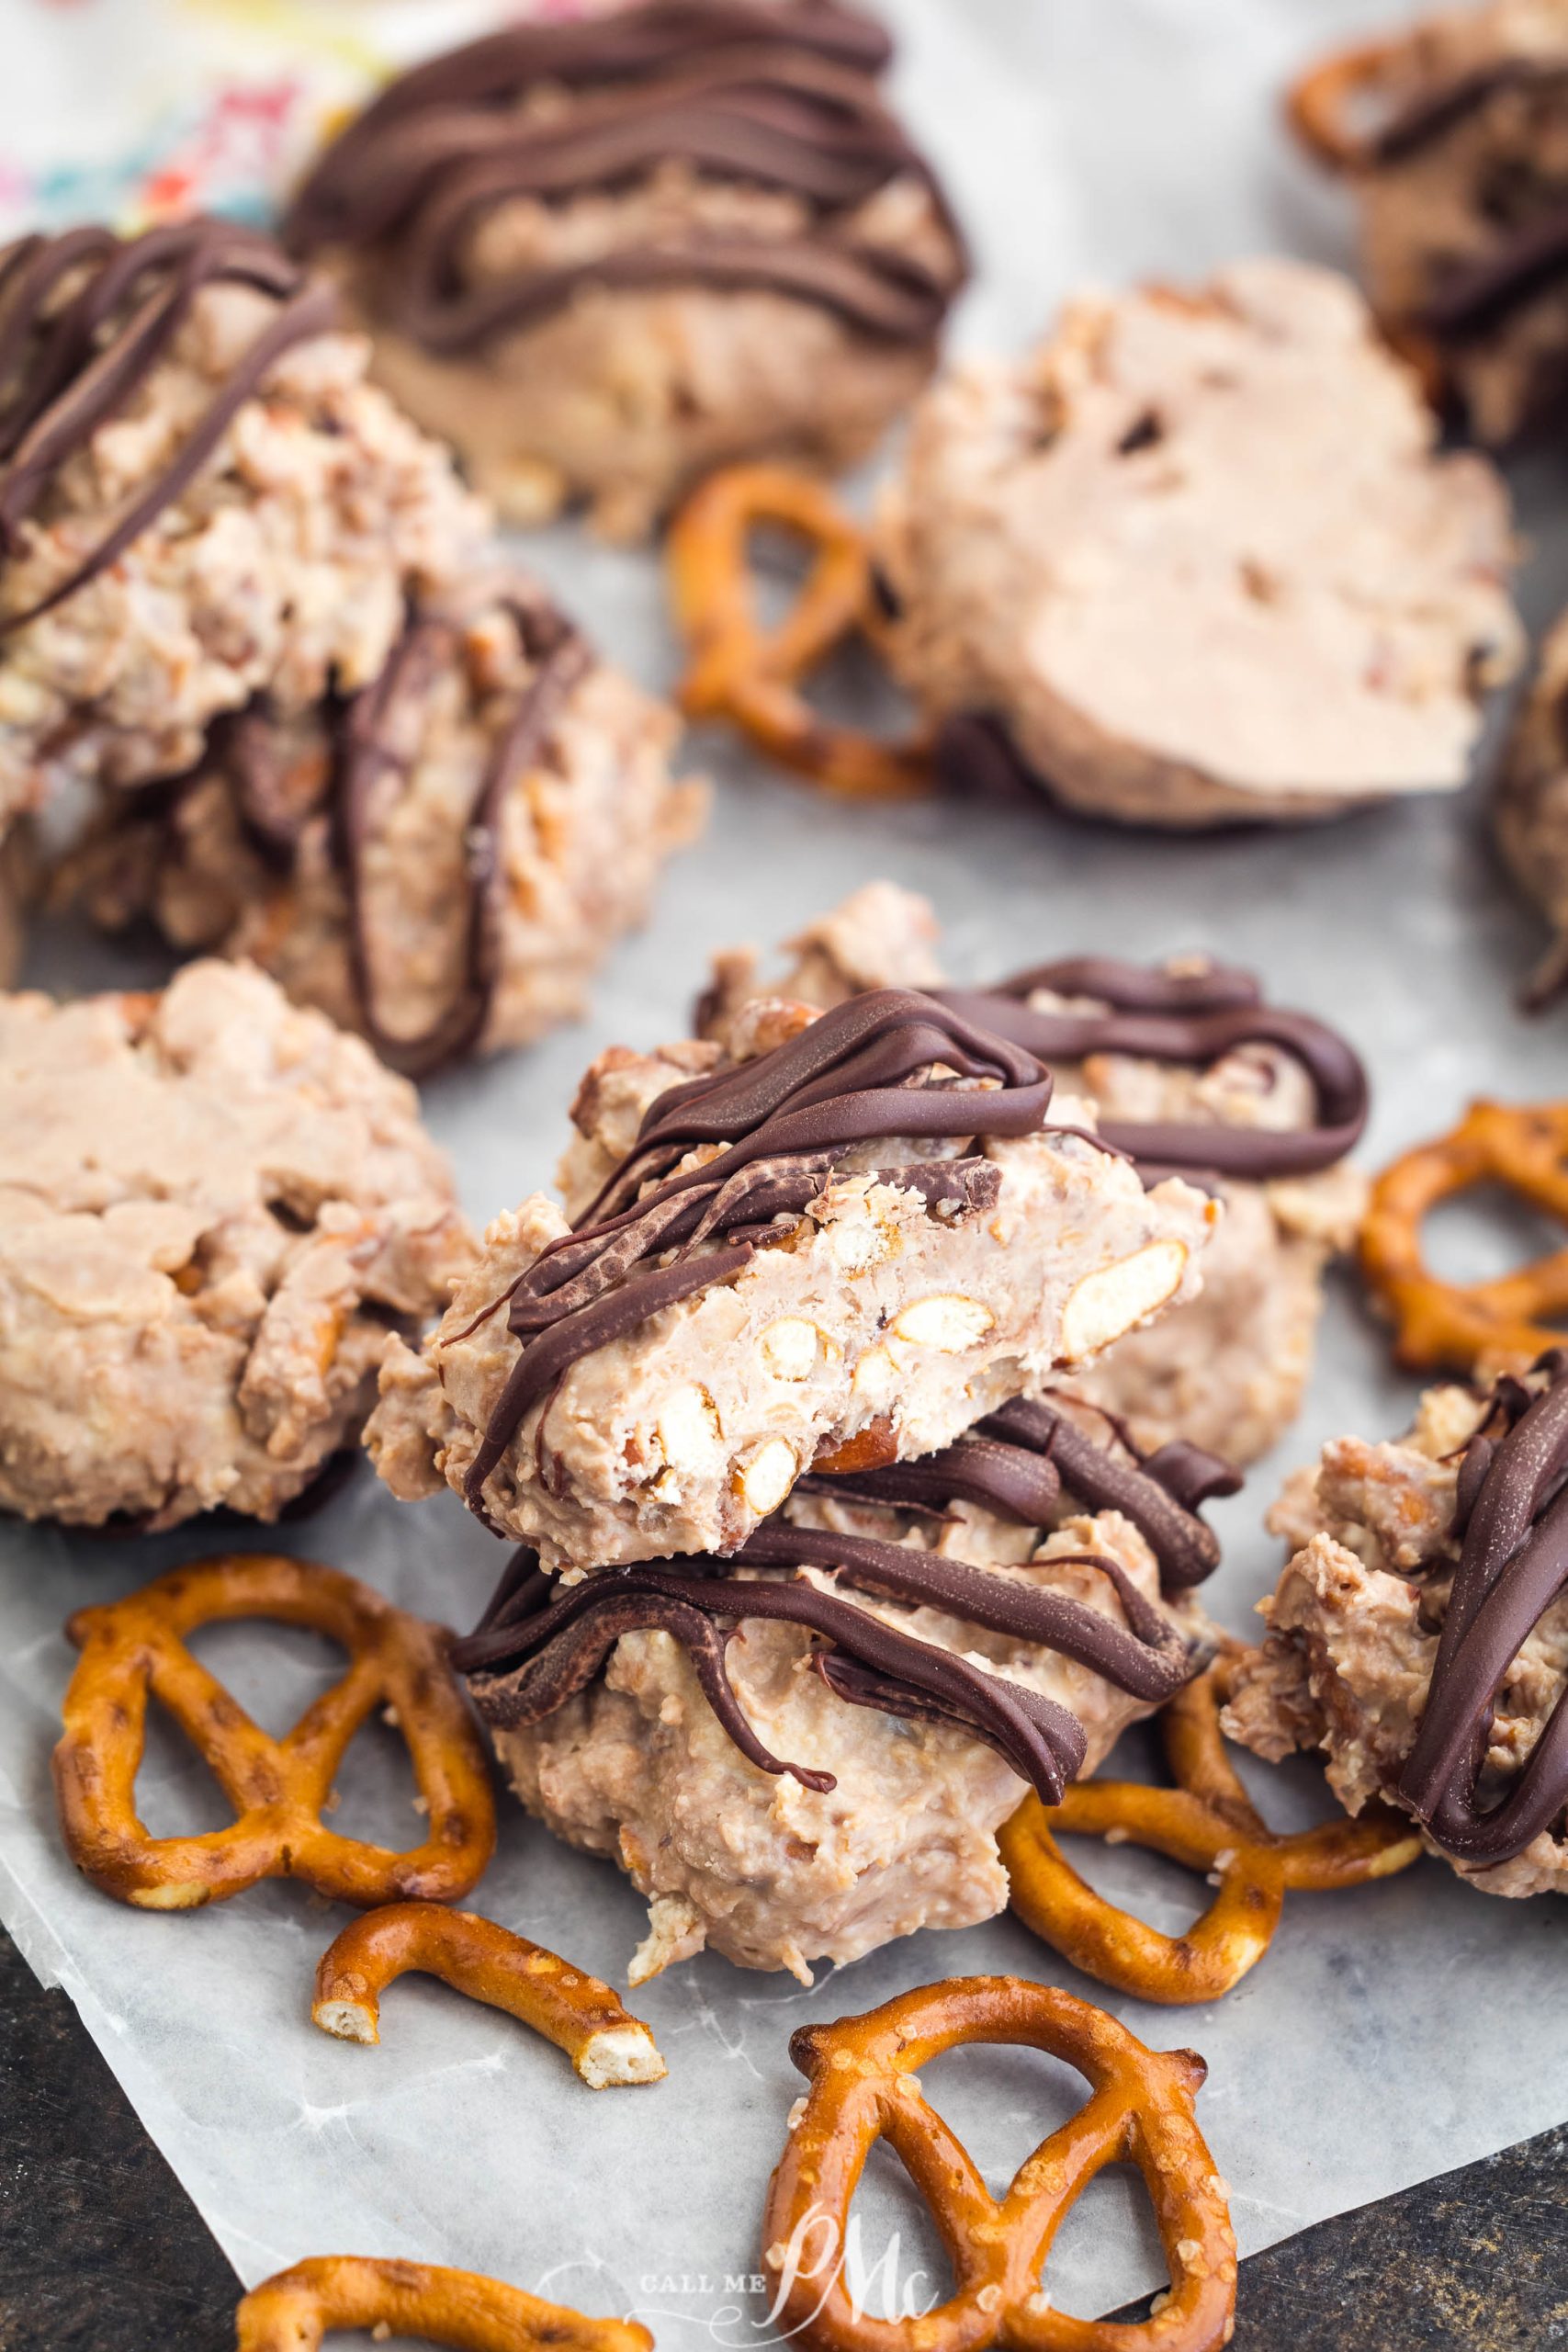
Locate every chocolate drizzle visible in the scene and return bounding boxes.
[159,590,589,1079]
[936,956,1368,1182]
[284,0,964,351]
[453,1404,1227,1802]
[0,220,337,633]
[1370,57,1568,167]
[459,989,1060,1509]
[1398,1355,1568,1865]
[1341,53,1568,347]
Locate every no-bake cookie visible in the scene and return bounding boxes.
[284,0,966,539]
[0,219,485,829]
[874,258,1521,826]
[368,988,1217,1569]
[700,884,1370,1463]
[1495,603,1568,1005]
[454,1396,1231,1979]
[1224,1358,1568,1897]
[1291,0,1568,445]
[69,568,705,1075]
[0,960,472,1528]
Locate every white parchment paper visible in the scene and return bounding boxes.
[3,0,1567,2340]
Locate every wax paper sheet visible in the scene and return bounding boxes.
[3,0,1567,2342]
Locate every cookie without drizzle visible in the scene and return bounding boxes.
[0,961,473,1528]
[874,258,1521,826]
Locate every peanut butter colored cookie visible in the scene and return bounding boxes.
[874,259,1520,825]
[0,960,473,1528]
[284,0,965,538]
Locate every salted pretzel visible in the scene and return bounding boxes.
[1285,34,1403,171]
[312,1901,665,2087]
[54,1555,495,1910]
[761,1974,1235,2352]
[999,1655,1421,2005]
[1359,1099,1568,1374]
[667,462,930,799]
[234,2255,653,2352]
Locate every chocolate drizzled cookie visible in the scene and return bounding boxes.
[941,955,1370,1182]
[1400,1356,1568,1865]
[455,1399,1233,1804]
[1291,5,1568,444]
[0,220,337,633]
[458,988,1061,1506]
[283,0,965,534]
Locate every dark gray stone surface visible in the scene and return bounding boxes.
[2,1924,1563,2350]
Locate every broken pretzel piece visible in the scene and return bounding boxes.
[234,2254,652,2352]
[669,463,930,799]
[53,1555,495,1911]
[1000,1654,1420,2004]
[1359,1100,1568,1374]
[762,1973,1235,2352]
[312,1901,665,2088]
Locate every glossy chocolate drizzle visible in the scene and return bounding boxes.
[936,955,1368,1182]
[453,1402,1230,1801]
[156,592,589,1079]
[1347,53,1568,346]
[0,220,337,633]
[1398,1355,1568,1864]
[284,0,964,351]
[458,988,1061,1510]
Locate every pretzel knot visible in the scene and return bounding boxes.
[999,1656,1420,2005]
[1284,35,1402,172]
[668,462,930,800]
[54,1555,495,1910]
[233,2255,653,2352]
[312,1901,666,2088]
[761,1974,1235,2352]
[1359,1100,1568,1374]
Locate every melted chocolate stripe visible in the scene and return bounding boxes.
[737,1521,1195,1699]
[935,956,1368,1182]
[458,1555,1089,1801]
[983,1396,1236,1591]
[188,592,587,1079]
[284,0,963,353]
[1371,57,1568,166]
[461,990,1058,1508]
[0,220,337,632]
[456,1396,1225,1803]
[1398,1360,1568,1862]
[394,234,951,353]
[1418,203,1568,340]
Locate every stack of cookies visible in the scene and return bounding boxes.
[369,965,1247,1979]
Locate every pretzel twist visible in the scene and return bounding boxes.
[1284,36,1402,171]
[761,1974,1235,2352]
[312,1901,666,2088]
[1359,1100,1568,1374]
[1000,1657,1420,2005]
[53,1555,495,1910]
[234,2255,653,2352]
[668,462,930,799]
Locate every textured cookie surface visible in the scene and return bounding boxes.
[876,258,1520,824]
[698,883,1366,1463]
[285,0,965,537]
[1224,1380,1568,1898]
[1320,0,1568,445]
[71,571,705,1071]
[0,227,486,824]
[0,961,473,1527]
[500,1476,1209,1981]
